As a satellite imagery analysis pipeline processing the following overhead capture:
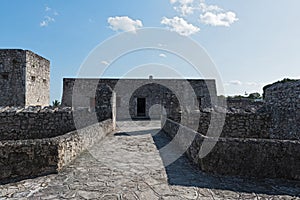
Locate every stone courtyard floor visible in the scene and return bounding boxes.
[0,121,300,199]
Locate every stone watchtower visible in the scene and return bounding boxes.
[0,49,50,107]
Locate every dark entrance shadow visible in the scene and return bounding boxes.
[116,127,300,197]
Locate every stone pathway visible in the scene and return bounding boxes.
[1,121,300,199]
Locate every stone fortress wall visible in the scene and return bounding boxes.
[264,80,300,140]
[25,51,50,107]
[0,118,114,184]
[162,118,300,180]
[61,78,217,120]
[0,107,104,141]
[0,50,26,106]
[0,103,115,184]
[194,112,271,139]
[0,49,299,183]
[162,79,300,180]
[0,49,50,107]
[0,106,115,184]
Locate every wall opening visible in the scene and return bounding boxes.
[0,72,9,80]
[196,96,202,109]
[137,98,146,117]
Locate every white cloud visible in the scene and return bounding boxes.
[245,82,261,86]
[170,0,223,16]
[168,0,238,27]
[108,16,143,33]
[161,16,200,36]
[40,6,58,27]
[45,6,51,12]
[40,21,48,27]
[174,5,194,16]
[171,0,195,16]
[159,53,167,58]
[199,3,223,13]
[229,80,242,85]
[200,11,238,27]
[101,61,110,66]
[157,43,167,47]
[170,0,194,4]
[40,16,55,27]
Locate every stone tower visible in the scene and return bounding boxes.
[0,49,50,107]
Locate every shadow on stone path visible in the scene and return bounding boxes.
[0,120,299,199]
[152,131,300,198]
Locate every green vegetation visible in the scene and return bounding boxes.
[227,92,262,101]
[52,100,61,107]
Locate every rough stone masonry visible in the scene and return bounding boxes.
[0,49,299,184]
[0,49,50,107]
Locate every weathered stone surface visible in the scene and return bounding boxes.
[264,80,300,140]
[61,78,218,120]
[0,119,114,184]
[0,121,299,199]
[0,107,112,140]
[162,118,300,181]
[0,49,50,107]
[183,111,271,139]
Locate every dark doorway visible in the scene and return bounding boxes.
[137,98,146,117]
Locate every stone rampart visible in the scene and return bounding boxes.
[162,118,300,180]
[181,111,270,139]
[0,107,109,141]
[264,80,300,140]
[0,119,113,184]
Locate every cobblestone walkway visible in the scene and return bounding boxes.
[1,121,300,199]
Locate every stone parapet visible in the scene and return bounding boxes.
[162,118,300,180]
[0,119,113,184]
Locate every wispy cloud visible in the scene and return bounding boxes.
[157,43,167,48]
[40,16,55,27]
[245,82,261,86]
[168,0,238,28]
[45,6,51,12]
[101,61,110,66]
[170,0,195,16]
[159,53,167,58]
[226,80,264,87]
[200,11,238,27]
[161,16,200,36]
[108,16,143,33]
[40,6,58,27]
[199,2,223,13]
[229,80,242,85]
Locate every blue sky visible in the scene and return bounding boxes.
[1,0,300,102]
